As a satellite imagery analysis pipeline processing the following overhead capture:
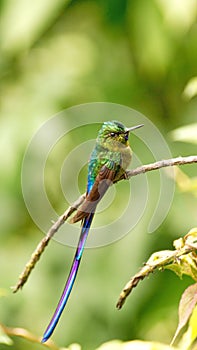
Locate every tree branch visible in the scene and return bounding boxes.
[126,155,197,178]
[12,193,86,293]
[116,228,197,309]
[13,155,197,293]
[0,322,59,350]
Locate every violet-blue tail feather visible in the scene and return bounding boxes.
[41,213,94,343]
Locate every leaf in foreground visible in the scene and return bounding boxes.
[0,325,13,346]
[116,228,197,309]
[171,283,197,345]
[96,339,178,350]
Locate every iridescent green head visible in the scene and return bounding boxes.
[97,120,143,150]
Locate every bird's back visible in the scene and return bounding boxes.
[87,141,132,192]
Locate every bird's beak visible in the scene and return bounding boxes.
[126,124,144,133]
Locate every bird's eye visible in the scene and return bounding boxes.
[110,132,116,137]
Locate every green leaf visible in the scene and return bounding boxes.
[177,305,197,350]
[95,340,122,350]
[95,340,178,349]
[117,228,197,309]
[170,123,197,144]
[165,254,197,281]
[165,229,197,281]
[171,283,197,345]
[183,77,197,100]
[67,344,82,350]
[184,228,197,249]
[189,304,197,343]
[0,326,13,346]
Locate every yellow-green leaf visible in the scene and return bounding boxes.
[68,344,82,350]
[183,77,197,100]
[0,326,13,346]
[170,123,197,144]
[96,339,178,350]
[171,283,197,345]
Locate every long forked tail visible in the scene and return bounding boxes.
[41,213,94,343]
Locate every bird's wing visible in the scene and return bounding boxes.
[70,163,117,224]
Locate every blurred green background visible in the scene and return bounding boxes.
[0,0,197,349]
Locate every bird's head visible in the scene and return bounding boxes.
[97,120,143,151]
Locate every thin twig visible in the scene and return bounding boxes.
[126,155,197,178]
[116,228,197,309]
[13,155,197,292]
[0,323,59,350]
[12,193,86,292]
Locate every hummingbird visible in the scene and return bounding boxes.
[42,120,143,343]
